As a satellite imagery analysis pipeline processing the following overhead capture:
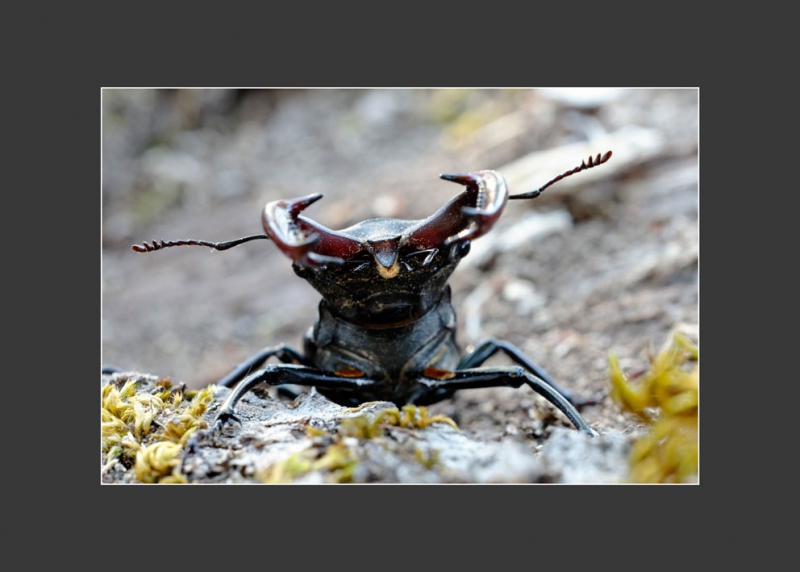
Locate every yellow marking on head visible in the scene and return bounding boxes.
[375,258,400,279]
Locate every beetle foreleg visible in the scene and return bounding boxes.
[458,338,597,408]
[214,364,375,427]
[417,366,597,436]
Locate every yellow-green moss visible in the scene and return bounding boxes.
[261,443,357,484]
[414,446,440,469]
[101,376,214,483]
[609,333,698,483]
[339,404,458,439]
[134,441,187,483]
[264,405,457,483]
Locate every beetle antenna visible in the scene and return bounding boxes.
[509,150,612,200]
[132,234,270,253]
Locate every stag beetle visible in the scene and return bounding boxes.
[128,151,612,436]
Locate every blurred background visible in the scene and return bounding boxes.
[102,88,698,435]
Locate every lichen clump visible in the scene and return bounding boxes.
[609,333,698,483]
[101,376,214,483]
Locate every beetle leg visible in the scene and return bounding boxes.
[458,338,597,408]
[215,344,314,400]
[214,364,375,427]
[216,344,312,387]
[416,366,597,436]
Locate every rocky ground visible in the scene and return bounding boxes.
[101,88,698,483]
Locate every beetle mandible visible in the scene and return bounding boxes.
[129,151,612,436]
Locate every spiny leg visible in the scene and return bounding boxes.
[417,366,597,436]
[216,344,311,388]
[459,338,596,407]
[215,363,375,427]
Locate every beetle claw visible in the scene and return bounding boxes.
[264,194,361,267]
[287,193,324,215]
[413,170,509,250]
[439,173,475,185]
[213,410,241,429]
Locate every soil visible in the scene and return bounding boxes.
[101,88,698,483]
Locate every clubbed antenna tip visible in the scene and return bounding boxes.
[131,234,270,253]
[509,150,612,200]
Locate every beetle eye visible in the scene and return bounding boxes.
[447,240,470,262]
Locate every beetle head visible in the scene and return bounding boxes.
[279,216,473,327]
[263,170,507,325]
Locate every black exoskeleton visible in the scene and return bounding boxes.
[129,151,612,436]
